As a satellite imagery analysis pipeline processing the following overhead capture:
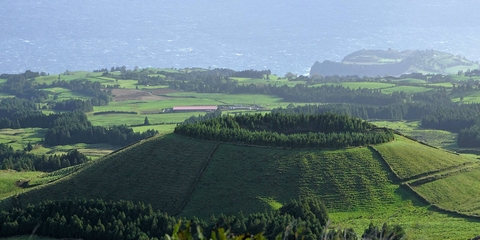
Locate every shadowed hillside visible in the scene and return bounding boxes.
[3,134,218,215]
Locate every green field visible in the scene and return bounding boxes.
[163,92,283,106]
[426,82,453,88]
[389,78,427,84]
[0,128,46,151]
[339,82,396,89]
[413,167,480,216]
[0,170,43,199]
[331,205,480,240]
[380,86,432,94]
[373,136,471,180]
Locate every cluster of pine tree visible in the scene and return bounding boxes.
[272,91,453,121]
[0,144,88,171]
[50,99,94,112]
[175,113,394,148]
[0,198,405,240]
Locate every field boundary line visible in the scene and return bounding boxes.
[173,143,220,216]
[367,145,402,184]
[407,162,479,186]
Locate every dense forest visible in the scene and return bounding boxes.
[0,198,404,240]
[175,113,394,148]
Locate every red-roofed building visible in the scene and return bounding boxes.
[172,106,218,112]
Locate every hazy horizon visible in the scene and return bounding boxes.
[1,0,479,75]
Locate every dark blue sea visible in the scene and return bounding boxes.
[1,0,479,75]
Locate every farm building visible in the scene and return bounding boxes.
[172,106,218,112]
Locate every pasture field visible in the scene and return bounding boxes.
[413,167,480,216]
[389,78,427,84]
[310,82,396,90]
[0,128,46,151]
[331,204,480,240]
[372,136,471,180]
[426,82,453,88]
[40,87,91,101]
[450,74,480,81]
[164,92,283,106]
[380,85,432,94]
[338,82,396,89]
[182,144,399,219]
[0,170,43,199]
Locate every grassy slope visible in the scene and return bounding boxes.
[0,171,43,199]
[5,134,217,215]
[413,167,480,215]
[182,144,399,219]
[372,136,471,180]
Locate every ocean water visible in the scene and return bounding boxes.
[1,0,480,75]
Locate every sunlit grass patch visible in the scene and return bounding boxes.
[0,128,46,151]
[413,167,480,215]
[373,135,471,180]
[0,170,43,199]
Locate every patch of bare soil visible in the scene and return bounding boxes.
[111,89,177,101]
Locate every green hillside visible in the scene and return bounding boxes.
[181,144,398,219]
[3,134,218,215]
[372,136,472,180]
[413,167,480,215]
[2,132,480,238]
